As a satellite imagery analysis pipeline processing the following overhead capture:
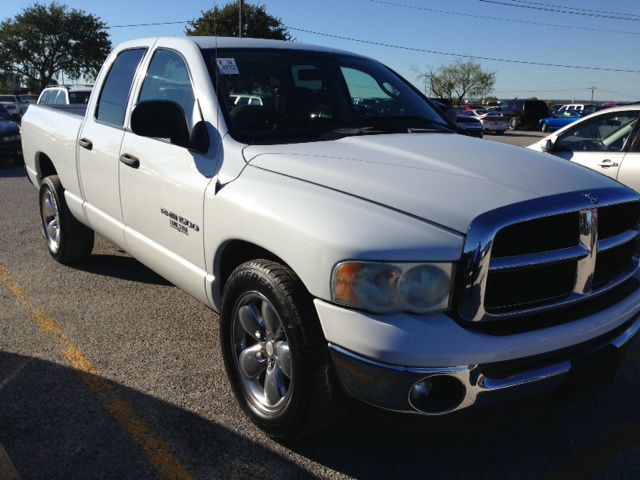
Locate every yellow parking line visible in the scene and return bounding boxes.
[0,264,194,480]
[0,444,21,480]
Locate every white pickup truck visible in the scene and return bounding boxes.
[21,37,640,438]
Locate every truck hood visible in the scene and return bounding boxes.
[243,133,616,233]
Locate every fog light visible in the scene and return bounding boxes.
[408,375,466,414]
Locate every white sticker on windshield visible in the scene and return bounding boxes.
[216,58,239,75]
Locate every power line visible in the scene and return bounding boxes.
[108,20,191,28]
[287,26,640,74]
[507,0,640,19]
[479,0,640,22]
[102,19,640,75]
[361,0,640,35]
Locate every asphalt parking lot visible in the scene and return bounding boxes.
[1,130,639,480]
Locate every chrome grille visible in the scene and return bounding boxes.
[458,188,640,323]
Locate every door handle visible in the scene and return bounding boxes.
[78,138,93,150]
[598,159,619,168]
[119,153,140,169]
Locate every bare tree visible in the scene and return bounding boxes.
[415,59,495,104]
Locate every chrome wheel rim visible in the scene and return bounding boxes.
[41,189,60,254]
[231,292,292,413]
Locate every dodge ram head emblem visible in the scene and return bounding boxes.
[582,192,599,204]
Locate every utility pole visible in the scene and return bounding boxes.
[590,86,597,102]
[238,0,242,38]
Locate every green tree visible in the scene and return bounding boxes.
[415,59,495,105]
[0,2,111,92]
[186,2,291,40]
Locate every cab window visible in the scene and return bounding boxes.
[96,48,147,127]
[138,49,196,130]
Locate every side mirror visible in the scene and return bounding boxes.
[131,100,191,149]
[542,139,554,153]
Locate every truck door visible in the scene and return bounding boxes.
[77,47,148,247]
[118,48,216,302]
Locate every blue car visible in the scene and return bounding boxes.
[538,110,587,132]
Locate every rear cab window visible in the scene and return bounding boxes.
[95,48,147,127]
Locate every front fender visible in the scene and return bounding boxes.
[204,165,464,309]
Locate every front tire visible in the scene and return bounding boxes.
[509,117,519,130]
[220,259,342,439]
[541,122,548,133]
[39,175,94,264]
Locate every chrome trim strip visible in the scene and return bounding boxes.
[459,188,640,322]
[599,229,640,252]
[612,315,640,348]
[477,361,571,391]
[489,246,588,272]
[574,208,598,294]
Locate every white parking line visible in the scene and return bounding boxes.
[0,359,33,392]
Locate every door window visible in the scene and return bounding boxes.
[138,49,196,130]
[96,48,147,127]
[555,112,639,153]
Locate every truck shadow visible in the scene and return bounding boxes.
[74,254,172,286]
[2,343,638,479]
[290,345,640,479]
[0,351,314,479]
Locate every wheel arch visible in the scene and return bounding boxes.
[35,152,58,186]
[214,239,298,303]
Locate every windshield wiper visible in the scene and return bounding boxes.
[355,115,455,134]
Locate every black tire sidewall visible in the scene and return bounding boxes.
[220,261,316,437]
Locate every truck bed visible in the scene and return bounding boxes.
[21,104,85,194]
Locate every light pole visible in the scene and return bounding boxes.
[590,86,597,102]
[238,0,242,38]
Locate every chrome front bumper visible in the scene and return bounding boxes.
[329,313,640,415]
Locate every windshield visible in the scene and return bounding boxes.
[0,96,16,102]
[202,48,452,144]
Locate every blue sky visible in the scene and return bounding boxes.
[3,0,639,101]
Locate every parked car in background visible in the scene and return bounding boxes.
[37,85,93,105]
[461,109,508,134]
[548,103,564,116]
[558,103,594,113]
[0,105,22,164]
[499,99,548,130]
[19,94,39,106]
[0,101,20,122]
[454,113,483,137]
[538,109,586,132]
[529,105,640,191]
[0,94,29,116]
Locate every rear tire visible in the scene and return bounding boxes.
[220,259,344,439]
[39,175,94,264]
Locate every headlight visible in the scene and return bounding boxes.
[332,261,454,314]
[0,134,20,142]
